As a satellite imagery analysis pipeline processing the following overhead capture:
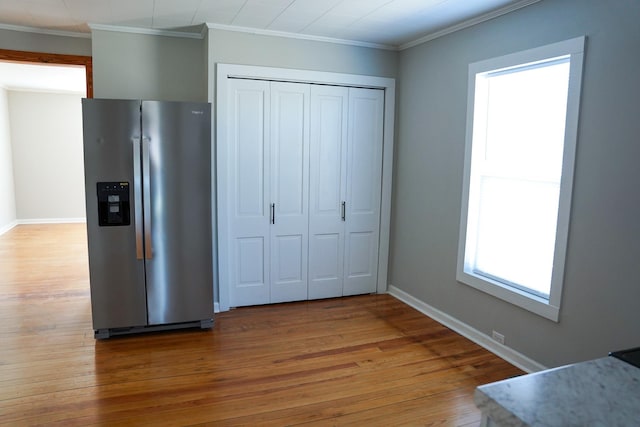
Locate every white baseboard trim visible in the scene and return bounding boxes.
[0,220,18,236]
[17,218,86,225]
[387,285,547,373]
[214,302,220,314]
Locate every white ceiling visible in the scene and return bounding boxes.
[0,0,537,48]
[0,0,538,93]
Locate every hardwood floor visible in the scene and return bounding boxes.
[0,224,523,426]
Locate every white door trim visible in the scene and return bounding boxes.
[216,63,395,311]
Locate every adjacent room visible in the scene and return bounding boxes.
[1,0,639,425]
[0,60,87,230]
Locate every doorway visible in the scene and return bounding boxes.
[0,49,92,97]
[0,49,92,232]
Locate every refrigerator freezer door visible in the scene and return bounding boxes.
[142,101,214,325]
[82,99,148,330]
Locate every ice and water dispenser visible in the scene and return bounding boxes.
[97,182,131,226]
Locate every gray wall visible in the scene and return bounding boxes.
[8,91,86,221]
[391,0,640,368]
[0,27,91,56]
[92,29,207,101]
[0,88,16,232]
[206,27,397,108]
[207,28,398,81]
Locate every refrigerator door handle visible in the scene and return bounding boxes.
[142,136,153,259]
[133,137,144,260]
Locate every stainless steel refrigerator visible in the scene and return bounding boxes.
[82,99,213,339]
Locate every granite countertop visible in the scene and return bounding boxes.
[475,356,640,427]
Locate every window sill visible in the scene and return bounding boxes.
[456,270,560,322]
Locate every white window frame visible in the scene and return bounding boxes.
[456,37,585,322]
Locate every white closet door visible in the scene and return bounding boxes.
[308,85,348,299]
[227,79,271,307]
[269,82,310,303]
[344,88,384,296]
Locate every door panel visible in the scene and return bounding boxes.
[344,88,384,296]
[82,99,148,330]
[308,85,348,299]
[272,86,306,216]
[233,237,269,306]
[346,232,374,276]
[344,231,377,295]
[237,238,266,285]
[274,235,303,282]
[270,82,309,303]
[227,80,271,307]
[309,233,342,299]
[142,101,213,325]
[271,234,305,302]
[237,95,267,217]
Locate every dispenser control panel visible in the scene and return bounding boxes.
[97,182,131,226]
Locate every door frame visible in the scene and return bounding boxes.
[215,63,395,312]
[0,49,93,98]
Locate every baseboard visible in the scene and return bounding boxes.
[0,220,18,236]
[17,218,86,225]
[214,302,220,313]
[387,285,547,373]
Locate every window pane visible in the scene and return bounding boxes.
[468,58,571,298]
[474,176,560,297]
[484,60,570,181]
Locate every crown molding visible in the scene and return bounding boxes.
[0,23,89,39]
[205,23,397,51]
[88,23,204,39]
[400,0,542,50]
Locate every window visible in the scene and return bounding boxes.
[457,37,585,321]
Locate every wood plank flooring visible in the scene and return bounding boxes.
[0,224,523,426]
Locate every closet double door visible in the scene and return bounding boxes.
[225,78,383,307]
[308,85,384,300]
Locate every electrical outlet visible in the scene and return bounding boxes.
[492,330,505,345]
